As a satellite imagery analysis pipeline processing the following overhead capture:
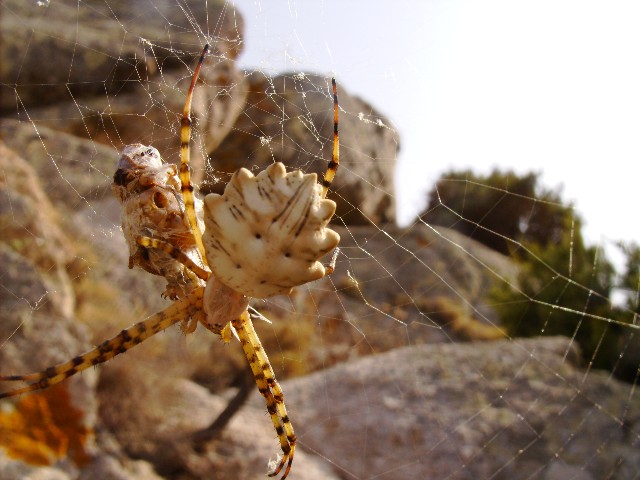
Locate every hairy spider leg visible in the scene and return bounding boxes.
[321,78,340,199]
[179,44,210,261]
[0,289,205,399]
[234,79,339,479]
[231,311,295,479]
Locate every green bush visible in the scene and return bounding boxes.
[490,215,619,370]
[421,169,570,255]
[422,169,639,382]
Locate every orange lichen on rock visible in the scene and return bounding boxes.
[0,384,92,467]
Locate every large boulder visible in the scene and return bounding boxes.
[283,336,640,479]
[0,0,242,112]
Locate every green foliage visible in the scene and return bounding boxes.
[423,168,639,382]
[421,169,570,255]
[490,215,620,370]
[617,241,640,313]
[609,242,640,381]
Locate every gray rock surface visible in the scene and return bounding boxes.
[0,0,241,112]
[283,336,640,480]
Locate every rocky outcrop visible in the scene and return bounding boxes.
[207,72,399,224]
[2,0,401,220]
[3,128,635,478]
[283,336,640,479]
[0,0,242,112]
[2,0,245,183]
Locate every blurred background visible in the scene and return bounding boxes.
[0,1,638,479]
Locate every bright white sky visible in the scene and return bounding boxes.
[229,0,640,246]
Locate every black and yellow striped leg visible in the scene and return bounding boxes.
[231,310,295,480]
[0,288,205,399]
[321,78,340,199]
[179,44,209,261]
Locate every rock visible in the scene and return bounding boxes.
[3,4,394,222]
[17,59,247,185]
[0,450,72,480]
[1,112,634,480]
[2,0,246,184]
[326,223,518,322]
[0,244,89,378]
[282,336,640,479]
[77,455,163,480]
[0,140,78,315]
[0,142,98,478]
[97,365,222,461]
[0,0,242,112]
[258,223,517,373]
[0,142,171,480]
[0,246,98,479]
[97,363,338,479]
[207,72,399,224]
[0,141,88,370]
[0,120,117,210]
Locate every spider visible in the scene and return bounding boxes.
[0,44,340,479]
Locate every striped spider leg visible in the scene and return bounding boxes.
[0,44,341,480]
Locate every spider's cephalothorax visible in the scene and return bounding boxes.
[0,44,340,480]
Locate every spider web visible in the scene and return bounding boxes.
[0,1,639,479]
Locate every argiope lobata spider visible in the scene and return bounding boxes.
[0,44,340,479]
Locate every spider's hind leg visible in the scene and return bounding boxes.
[231,310,296,480]
[0,288,204,399]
